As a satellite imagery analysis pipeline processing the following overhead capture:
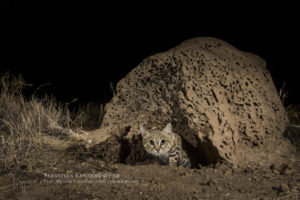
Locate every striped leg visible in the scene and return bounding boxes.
[179,151,191,168]
[179,157,191,168]
[168,155,178,167]
[168,150,179,167]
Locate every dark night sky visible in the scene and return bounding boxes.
[0,2,299,105]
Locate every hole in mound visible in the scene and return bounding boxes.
[181,136,221,168]
[87,125,222,168]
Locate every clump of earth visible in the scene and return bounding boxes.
[87,37,295,169]
[0,148,299,199]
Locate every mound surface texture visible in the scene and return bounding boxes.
[88,37,293,167]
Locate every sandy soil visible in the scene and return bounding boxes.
[0,142,299,200]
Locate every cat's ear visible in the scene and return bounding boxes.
[162,123,172,134]
[139,124,149,137]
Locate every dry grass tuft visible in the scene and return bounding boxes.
[0,72,104,173]
[71,102,104,131]
[279,81,288,105]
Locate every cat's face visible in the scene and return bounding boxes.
[140,123,173,156]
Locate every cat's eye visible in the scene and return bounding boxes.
[161,139,165,144]
[150,140,154,145]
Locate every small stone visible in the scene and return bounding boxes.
[280,164,294,175]
[280,182,290,192]
[207,179,218,186]
[180,172,188,177]
[223,169,231,176]
[282,168,294,175]
[237,188,243,193]
[263,174,271,179]
[224,183,231,189]
[291,185,298,192]
[217,186,223,192]
[252,141,259,146]
[269,164,276,170]
[273,182,290,193]
[197,170,203,175]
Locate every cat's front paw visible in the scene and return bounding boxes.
[168,163,177,167]
[168,157,178,167]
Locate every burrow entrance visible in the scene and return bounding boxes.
[118,134,221,168]
[85,126,222,168]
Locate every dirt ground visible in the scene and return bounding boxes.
[0,137,299,200]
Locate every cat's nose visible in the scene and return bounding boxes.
[155,148,160,153]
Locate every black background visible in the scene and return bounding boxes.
[0,2,299,105]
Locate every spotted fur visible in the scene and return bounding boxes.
[140,123,191,168]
